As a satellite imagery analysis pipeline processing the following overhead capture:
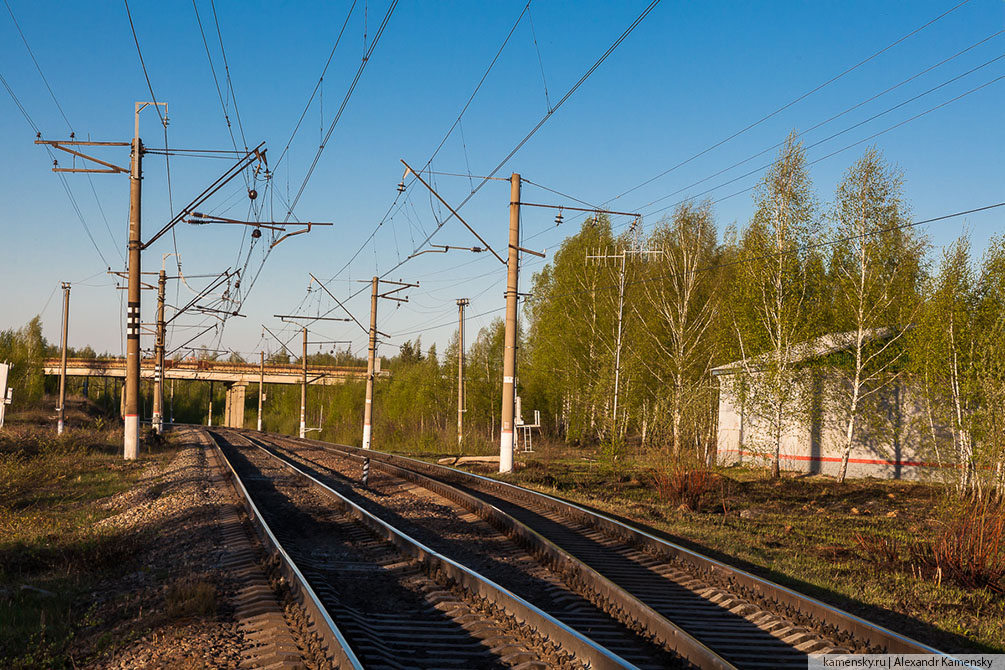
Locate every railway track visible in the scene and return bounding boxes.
[227,428,946,670]
[207,428,641,670]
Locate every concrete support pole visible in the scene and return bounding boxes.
[457,298,468,450]
[207,381,213,427]
[57,282,70,435]
[257,351,264,432]
[363,276,378,450]
[499,173,520,473]
[152,269,166,434]
[124,134,143,459]
[299,327,307,439]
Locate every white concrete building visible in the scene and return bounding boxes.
[713,330,949,480]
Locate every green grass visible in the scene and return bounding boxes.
[0,406,176,668]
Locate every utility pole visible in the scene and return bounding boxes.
[57,282,70,435]
[358,275,417,451]
[500,173,521,473]
[586,236,660,438]
[456,298,468,451]
[257,350,264,431]
[151,268,166,434]
[125,104,159,459]
[363,277,378,450]
[269,314,350,440]
[208,381,213,427]
[305,271,413,454]
[300,327,308,439]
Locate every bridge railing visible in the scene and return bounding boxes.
[43,357,372,377]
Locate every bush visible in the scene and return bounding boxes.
[649,452,716,510]
[928,498,1005,594]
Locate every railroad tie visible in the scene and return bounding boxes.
[206,447,306,670]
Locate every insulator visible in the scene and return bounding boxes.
[251,228,262,239]
[248,188,258,200]
[555,210,564,226]
[396,181,406,193]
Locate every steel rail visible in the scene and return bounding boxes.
[262,431,734,669]
[203,429,364,670]
[227,429,641,670]
[285,432,946,659]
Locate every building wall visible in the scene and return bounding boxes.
[716,370,949,479]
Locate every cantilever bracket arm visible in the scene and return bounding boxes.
[142,143,266,250]
[407,243,484,260]
[401,159,505,265]
[36,139,129,174]
[186,212,287,231]
[270,221,333,249]
[307,272,370,336]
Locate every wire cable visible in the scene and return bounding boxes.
[283,0,397,220]
[273,1,357,173]
[602,0,974,207]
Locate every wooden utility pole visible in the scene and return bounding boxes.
[456,298,468,450]
[152,268,166,434]
[300,327,308,439]
[500,173,521,473]
[363,277,378,450]
[257,351,264,431]
[124,115,144,458]
[57,282,70,435]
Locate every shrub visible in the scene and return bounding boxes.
[929,498,1005,593]
[649,452,715,510]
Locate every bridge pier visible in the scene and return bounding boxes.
[224,383,247,429]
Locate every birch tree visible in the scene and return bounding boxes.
[732,133,818,478]
[524,217,617,442]
[973,237,1005,496]
[912,236,978,492]
[638,201,720,457]
[829,148,925,483]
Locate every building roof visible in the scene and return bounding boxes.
[711,327,894,377]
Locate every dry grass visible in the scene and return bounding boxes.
[0,405,174,668]
[165,578,217,619]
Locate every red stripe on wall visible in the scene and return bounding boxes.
[717,449,946,468]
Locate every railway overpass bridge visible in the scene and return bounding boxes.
[42,358,380,428]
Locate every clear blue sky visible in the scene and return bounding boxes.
[1,0,1002,360]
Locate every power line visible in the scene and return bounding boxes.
[641,72,1005,220]
[209,0,248,153]
[388,197,1004,346]
[318,1,531,286]
[4,0,123,262]
[296,1,660,342]
[637,52,1005,215]
[603,0,974,207]
[192,0,242,154]
[272,0,358,172]
[283,0,398,221]
[566,202,1005,304]
[386,0,663,279]
[0,70,112,268]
